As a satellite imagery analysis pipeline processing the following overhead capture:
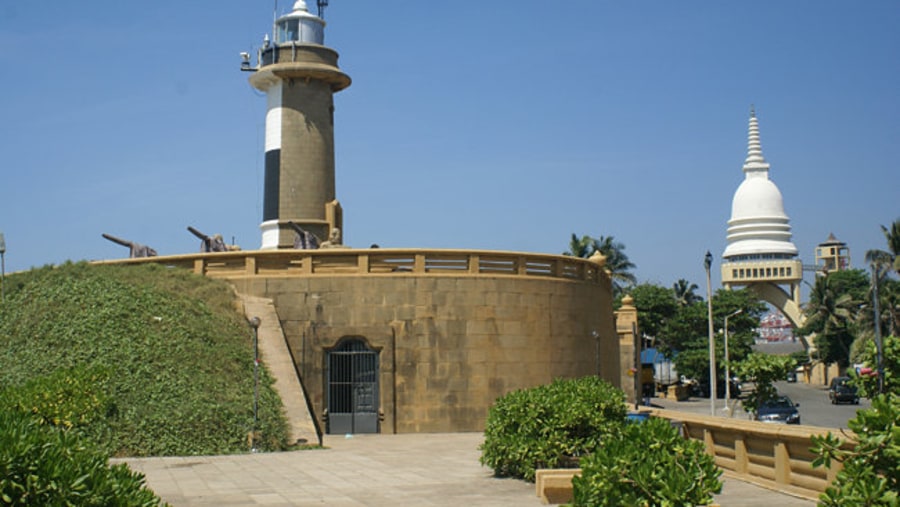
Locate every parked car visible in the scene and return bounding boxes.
[785,370,797,383]
[757,396,801,424]
[828,376,859,405]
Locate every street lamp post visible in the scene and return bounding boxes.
[723,309,743,415]
[0,233,6,303]
[705,251,716,417]
[871,265,884,394]
[248,316,261,451]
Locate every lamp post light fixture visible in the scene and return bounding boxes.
[248,316,261,451]
[704,251,716,416]
[723,308,743,415]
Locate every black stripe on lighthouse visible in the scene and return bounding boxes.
[263,150,280,221]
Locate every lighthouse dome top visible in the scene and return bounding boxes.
[275,0,325,45]
[723,109,798,258]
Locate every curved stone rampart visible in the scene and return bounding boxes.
[95,249,619,433]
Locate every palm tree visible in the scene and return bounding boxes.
[801,273,862,367]
[564,234,594,258]
[672,279,701,307]
[590,235,638,296]
[865,219,900,276]
[563,233,637,296]
[864,219,900,336]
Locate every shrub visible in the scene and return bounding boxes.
[479,377,626,481]
[812,394,899,506]
[572,417,722,506]
[0,407,166,506]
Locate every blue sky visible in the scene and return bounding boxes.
[1,1,897,295]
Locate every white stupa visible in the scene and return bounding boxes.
[723,107,798,258]
[721,108,804,328]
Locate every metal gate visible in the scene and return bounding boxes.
[326,339,379,434]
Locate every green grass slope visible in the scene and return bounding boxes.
[0,262,289,457]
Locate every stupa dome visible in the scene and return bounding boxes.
[723,109,798,258]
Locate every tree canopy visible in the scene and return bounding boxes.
[621,283,766,384]
[800,269,869,367]
[565,233,636,297]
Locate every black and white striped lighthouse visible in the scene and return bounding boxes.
[248,1,351,249]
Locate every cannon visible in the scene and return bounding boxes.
[102,233,158,258]
[289,221,320,250]
[187,226,239,253]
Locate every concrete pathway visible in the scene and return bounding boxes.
[120,433,815,506]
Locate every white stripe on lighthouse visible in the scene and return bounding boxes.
[265,81,283,153]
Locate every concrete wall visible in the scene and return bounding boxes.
[231,273,619,433]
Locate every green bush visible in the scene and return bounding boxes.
[479,377,626,481]
[571,417,722,506]
[0,407,166,506]
[812,394,899,506]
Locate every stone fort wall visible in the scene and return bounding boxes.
[98,249,620,433]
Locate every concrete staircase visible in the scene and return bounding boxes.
[239,294,319,446]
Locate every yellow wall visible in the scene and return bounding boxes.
[231,271,618,433]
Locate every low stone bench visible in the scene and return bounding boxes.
[535,468,581,504]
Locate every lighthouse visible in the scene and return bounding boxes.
[247,1,351,249]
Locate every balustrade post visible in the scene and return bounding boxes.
[414,254,425,273]
[358,254,369,273]
[468,254,480,274]
[245,255,257,275]
[734,436,748,474]
[517,256,527,275]
[704,428,715,457]
[774,441,790,485]
[193,258,205,276]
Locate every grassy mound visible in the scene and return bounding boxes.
[0,261,289,457]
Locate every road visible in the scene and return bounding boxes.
[770,380,870,430]
[654,379,871,430]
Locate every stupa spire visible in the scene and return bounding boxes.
[743,105,770,174]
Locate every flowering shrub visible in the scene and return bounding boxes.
[2,365,112,430]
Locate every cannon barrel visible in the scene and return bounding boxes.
[287,221,305,234]
[187,226,210,241]
[102,233,133,248]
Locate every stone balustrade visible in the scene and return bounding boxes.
[647,408,849,500]
[93,248,608,284]
[534,408,852,503]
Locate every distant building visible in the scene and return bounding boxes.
[814,233,850,274]
[757,310,795,343]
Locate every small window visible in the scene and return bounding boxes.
[277,19,300,42]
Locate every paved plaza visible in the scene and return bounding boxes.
[120,432,816,506]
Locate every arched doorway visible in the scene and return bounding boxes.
[326,338,379,434]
